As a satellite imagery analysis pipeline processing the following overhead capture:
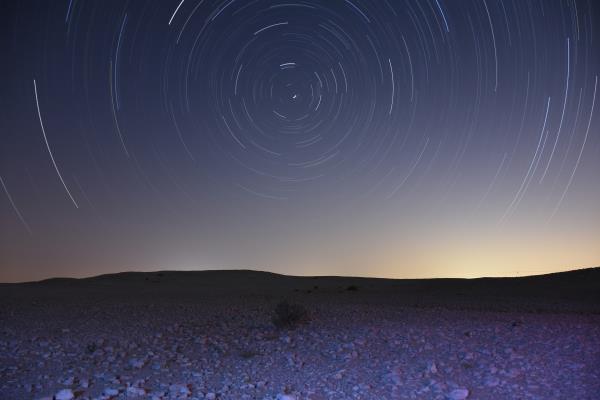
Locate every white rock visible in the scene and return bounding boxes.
[61,377,75,385]
[427,362,438,374]
[170,384,191,395]
[448,388,469,399]
[277,395,296,400]
[127,386,146,396]
[129,358,144,369]
[103,388,119,396]
[54,389,74,400]
[387,366,403,385]
[484,376,500,387]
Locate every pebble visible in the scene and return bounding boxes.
[103,387,119,396]
[427,361,438,374]
[484,376,500,387]
[54,389,74,400]
[129,358,144,369]
[61,377,75,385]
[448,388,469,399]
[276,395,296,400]
[127,386,146,396]
[170,383,191,395]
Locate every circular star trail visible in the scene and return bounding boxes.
[1,0,599,280]
[165,1,423,199]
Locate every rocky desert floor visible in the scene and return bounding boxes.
[1,269,599,400]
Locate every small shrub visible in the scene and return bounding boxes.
[272,300,307,329]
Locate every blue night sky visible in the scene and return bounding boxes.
[1,0,599,281]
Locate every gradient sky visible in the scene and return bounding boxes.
[1,0,599,282]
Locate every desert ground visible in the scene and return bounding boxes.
[1,268,599,399]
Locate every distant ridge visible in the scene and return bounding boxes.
[15,265,600,285]
[1,266,598,314]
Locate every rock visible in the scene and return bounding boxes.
[170,383,191,396]
[448,388,469,399]
[54,389,74,400]
[277,395,296,400]
[484,376,500,387]
[129,358,145,369]
[427,361,438,374]
[387,366,403,385]
[61,377,75,385]
[103,387,119,396]
[127,386,146,396]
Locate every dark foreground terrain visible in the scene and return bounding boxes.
[1,267,599,399]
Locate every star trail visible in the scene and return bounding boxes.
[1,0,599,281]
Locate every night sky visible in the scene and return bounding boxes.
[1,0,599,282]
